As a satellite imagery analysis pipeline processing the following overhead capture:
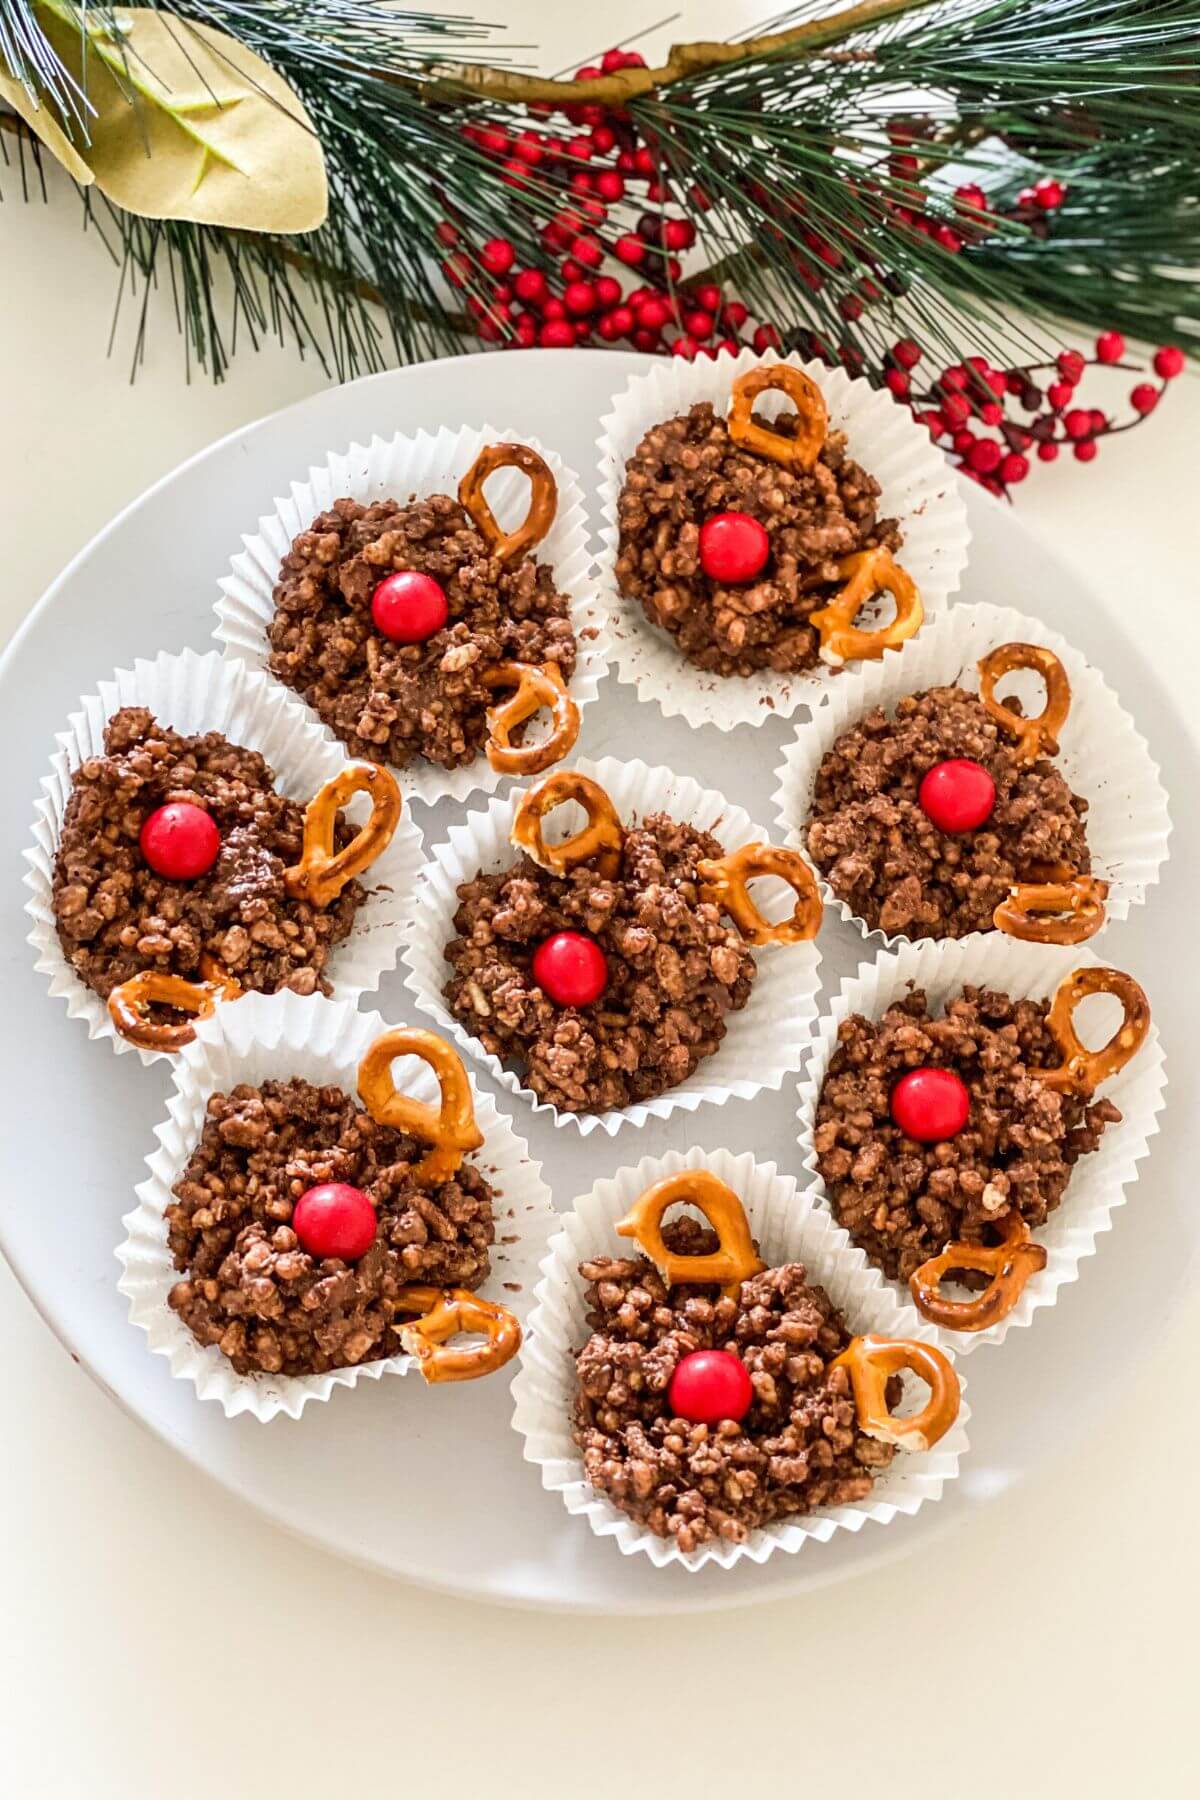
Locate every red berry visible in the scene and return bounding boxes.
[668,1349,753,1426]
[953,182,987,212]
[920,410,946,439]
[513,269,547,307]
[940,365,968,392]
[892,337,922,369]
[595,170,625,202]
[979,402,1004,427]
[593,275,622,309]
[918,758,996,833]
[541,297,565,321]
[591,123,616,153]
[539,320,577,348]
[671,336,698,360]
[563,279,597,315]
[139,802,220,881]
[480,238,515,277]
[942,393,970,428]
[1037,441,1059,463]
[532,931,608,1007]
[634,296,670,333]
[293,1184,377,1263]
[663,218,696,252]
[632,328,658,353]
[890,1067,970,1143]
[1000,453,1030,485]
[1095,330,1125,364]
[572,235,603,269]
[752,324,781,353]
[698,511,770,584]
[884,368,909,398]
[1016,186,1037,209]
[1073,439,1098,463]
[1047,381,1073,411]
[633,146,656,176]
[1153,345,1184,380]
[1034,177,1065,210]
[566,135,592,161]
[434,220,458,248]
[512,132,544,167]
[614,233,645,266]
[1057,350,1086,384]
[1130,383,1159,415]
[965,439,1002,475]
[684,308,715,341]
[720,302,748,332]
[371,571,448,644]
[475,126,509,159]
[935,224,963,253]
[1063,408,1092,440]
[560,258,583,284]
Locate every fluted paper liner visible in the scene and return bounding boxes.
[24,650,426,1065]
[772,601,1171,949]
[214,425,607,806]
[511,1146,970,1571]
[595,349,970,732]
[796,938,1167,1353]
[402,754,823,1134]
[116,991,558,1421]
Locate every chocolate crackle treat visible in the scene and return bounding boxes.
[805,641,1107,942]
[167,1028,520,1382]
[52,706,401,1051]
[267,440,582,775]
[615,362,921,677]
[571,1172,959,1552]
[443,769,822,1113]
[812,967,1151,1331]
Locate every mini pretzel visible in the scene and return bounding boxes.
[511,770,624,880]
[1029,966,1151,1097]
[284,762,401,911]
[107,955,243,1052]
[909,1211,1047,1333]
[393,1285,521,1383]
[357,1027,484,1184]
[457,441,557,564]
[615,1171,765,1299]
[482,661,580,776]
[994,874,1108,945]
[828,1334,960,1450]
[726,363,829,471]
[977,641,1071,764]
[696,842,823,946]
[808,547,924,664]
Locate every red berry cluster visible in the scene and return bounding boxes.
[899,333,1186,498]
[438,54,1185,499]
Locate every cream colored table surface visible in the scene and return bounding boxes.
[3,4,1198,1793]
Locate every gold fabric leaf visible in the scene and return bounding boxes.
[30,5,328,232]
[0,70,95,184]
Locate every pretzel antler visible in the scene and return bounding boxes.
[107,956,242,1052]
[510,769,624,879]
[808,547,923,665]
[696,842,823,946]
[828,1335,960,1450]
[393,1285,521,1383]
[726,363,828,471]
[284,762,401,910]
[457,441,557,564]
[615,1170,765,1298]
[909,1211,1048,1333]
[977,642,1071,764]
[482,661,580,776]
[1030,966,1151,1097]
[357,1027,484,1184]
[994,874,1108,945]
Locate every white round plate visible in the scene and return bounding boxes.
[1,352,1192,1614]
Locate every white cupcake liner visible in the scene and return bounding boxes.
[511,1145,970,1572]
[772,601,1171,950]
[402,754,823,1135]
[595,348,970,732]
[116,990,558,1421]
[796,937,1167,1354]
[24,649,426,1066]
[213,424,608,807]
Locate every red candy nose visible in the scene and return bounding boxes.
[139,802,221,881]
[918,758,996,833]
[668,1349,754,1425]
[292,1183,378,1263]
[371,570,449,644]
[531,930,608,1007]
[698,511,770,584]
[890,1067,970,1143]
